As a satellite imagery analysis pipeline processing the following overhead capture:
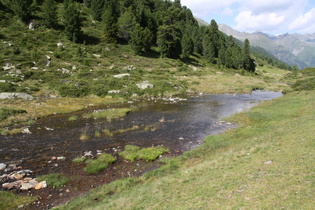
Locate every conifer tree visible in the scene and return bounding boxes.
[63,0,82,42]
[243,38,256,71]
[130,24,153,54]
[157,5,182,58]
[101,2,118,43]
[4,0,34,23]
[181,34,193,59]
[42,0,58,28]
[83,0,92,8]
[91,0,104,21]
[117,8,137,42]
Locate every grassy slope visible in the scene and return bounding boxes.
[57,90,315,209]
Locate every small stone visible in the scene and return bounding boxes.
[0,163,6,170]
[22,128,32,134]
[20,182,36,190]
[264,161,272,164]
[57,156,66,161]
[35,181,47,190]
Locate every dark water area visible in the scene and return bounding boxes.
[0,91,282,172]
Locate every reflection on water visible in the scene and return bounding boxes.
[0,91,282,171]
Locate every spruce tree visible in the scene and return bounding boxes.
[157,5,182,58]
[101,3,118,43]
[42,0,58,28]
[180,34,193,60]
[63,0,82,42]
[91,0,104,21]
[131,24,153,54]
[243,38,256,72]
[5,0,34,23]
[117,8,137,42]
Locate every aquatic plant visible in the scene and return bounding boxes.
[84,153,116,174]
[83,108,131,121]
[68,115,78,121]
[72,156,86,164]
[36,173,71,189]
[119,145,170,162]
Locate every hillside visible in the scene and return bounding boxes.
[219,24,315,69]
[0,0,293,134]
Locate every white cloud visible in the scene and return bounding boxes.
[289,8,315,33]
[180,0,315,34]
[235,11,285,32]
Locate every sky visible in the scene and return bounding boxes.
[180,0,315,35]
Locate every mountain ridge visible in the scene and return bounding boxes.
[218,24,315,69]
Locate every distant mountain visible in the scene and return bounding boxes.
[195,17,209,27]
[219,24,315,69]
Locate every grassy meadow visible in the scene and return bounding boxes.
[55,90,315,209]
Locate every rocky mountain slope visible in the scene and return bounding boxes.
[219,24,315,69]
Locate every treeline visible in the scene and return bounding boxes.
[0,0,257,71]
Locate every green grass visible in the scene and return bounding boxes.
[119,145,170,162]
[83,108,131,121]
[57,90,315,209]
[0,108,26,121]
[84,154,117,174]
[36,173,71,189]
[0,191,36,210]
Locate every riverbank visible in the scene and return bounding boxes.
[56,90,315,209]
[0,63,289,136]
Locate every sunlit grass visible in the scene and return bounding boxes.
[0,191,36,210]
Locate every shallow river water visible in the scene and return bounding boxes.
[0,91,283,209]
[0,91,282,172]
